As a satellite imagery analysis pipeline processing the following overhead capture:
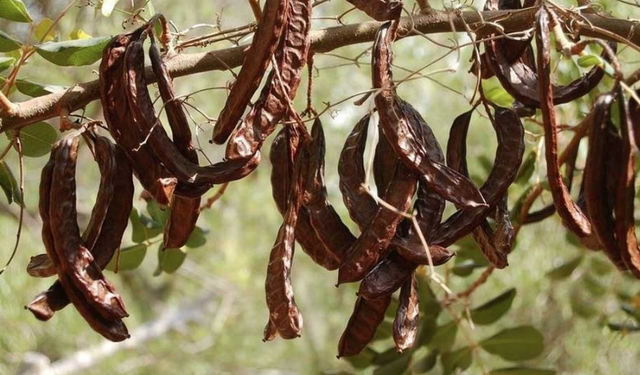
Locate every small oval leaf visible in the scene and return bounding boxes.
[470,288,516,325]
[17,122,58,157]
[156,246,187,275]
[0,0,32,22]
[35,36,111,66]
[546,255,582,280]
[0,29,21,52]
[34,18,56,43]
[480,326,544,361]
[106,244,147,272]
[0,160,21,205]
[0,56,15,72]
[441,347,472,375]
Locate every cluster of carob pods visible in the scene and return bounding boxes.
[20,0,640,357]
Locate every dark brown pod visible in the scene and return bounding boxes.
[337,295,392,357]
[345,0,403,21]
[393,274,419,352]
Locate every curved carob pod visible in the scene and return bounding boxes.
[629,90,640,149]
[212,0,291,144]
[28,140,129,341]
[614,87,640,277]
[123,32,260,192]
[584,94,629,270]
[484,0,615,108]
[345,0,403,21]
[99,31,177,206]
[304,119,355,264]
[148,40,201,249]
[393,274,419,352]
[265,126,306,340]
[535,6,599,248]
[226,0,313,160]
[446,109,509,268]
[27,138,135,321]
[372,21,487,209]
[338,294,392,357]
[271,128,342,270]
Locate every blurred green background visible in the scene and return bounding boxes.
[1,0,640,374]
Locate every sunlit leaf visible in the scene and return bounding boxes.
[34,18,56,43]
[68,28,92,40]
[0,56,15,72]
[14,79,65,97]
[156,246,187,275]
[0,0,32,22]
[577,54,603,68]
[0,29,21,52]
[0,160,21,205]
[35,36,111,66]
[489,368,556,375]
[480,326,544,361]
[15,122,58,158]
[470,288,516,325]
[185,226,208,248]
[130,208,163,243]
[106,244,147,272]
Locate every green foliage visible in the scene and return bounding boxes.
[470,288,517,325]
[480,326,545,361]
[0,29,21,52]
[546,255,583,280]
[0,0,31,22]
[12,122,58,158]
[0,55,15,71]
[35,37,112,66]
[106,244,148,272]
[156,246,187,275]
[0,159,21,204]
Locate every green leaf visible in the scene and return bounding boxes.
[372,319,393,342]
[106,244,147,272]
[452,259,486,277]
[489,368,556,375]
[0,0,32,22]
[515,151,536,185]
[13,79,65,97]
[485,87,515,107]
[546,255,582,280]
[343,347,377,369]
[428,321,458,352]
[0,29,21,52]
[577,54,603,68]
[417,276,441,319]
[34,18,56,43]
[101,0,120,17]
[0,160,21,205]
[480,326,544,361]
[412,350,438,374]
[441,347,472,375]
[185,226,208,248]
[68,28,92,40]
[156,246,187,275]
[147,199,169,225]
[130,208,163,243]
[35,36,111,66]
[17,122,58,157]
[607,322,640,332]
[470,288,516,325]
[0,56,15,72]
[372,353,411,375]
[454,240,490,267]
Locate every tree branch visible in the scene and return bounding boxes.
[0,8,637,132]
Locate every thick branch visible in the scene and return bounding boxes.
[0,8,637,131]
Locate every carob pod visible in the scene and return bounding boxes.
[148,40,201,249]
[445,109,509,268]
[28,138,135,320]
[483,0,615,108]
[372,21,487,209]
[584,93,628,270]
[535,6,599,248]
[338,294,392,357]
[29,141,129,341]
[345,0,403,21]
[271,128,343,270]
[393,274,419,352]
[226,0,313,160]
[123,30,260,191]
[614,86,640,277]
[304,119,355,263]
[99,30,177,205]
[48,136,127,321]
[265,125,306,340]
[212,0,291,144]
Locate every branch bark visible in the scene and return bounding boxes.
[0,8,637,132]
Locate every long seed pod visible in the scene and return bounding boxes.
[393,274,419,352]
[99,31,177,205]
[226,0,313,160]
[337,294,392,357]
[212,0,291,144]
[304,119,355,263]
[372,21,487,209]
[484,0,614,108]
[615,87,640,277]
[345,0,403,21]
[149,40,201,249]
[584,93,628,269]
[535,6,598,247]
[48,136,127,321]
[265,127,306,339]
[271,128,342,270]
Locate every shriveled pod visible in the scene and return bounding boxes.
[148,40,201,249]
[483,0,615,108]
[99,30,177,205]
[372,21,487,209]
[271,128,343,270]
[535,6,599,248]
[584,94,628,270]
[614,86,640,277]
[212,0,291,144]
[345,0,403,21]
[226,0,313,160]
[337,294,392,357]
[393,274,419,352]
